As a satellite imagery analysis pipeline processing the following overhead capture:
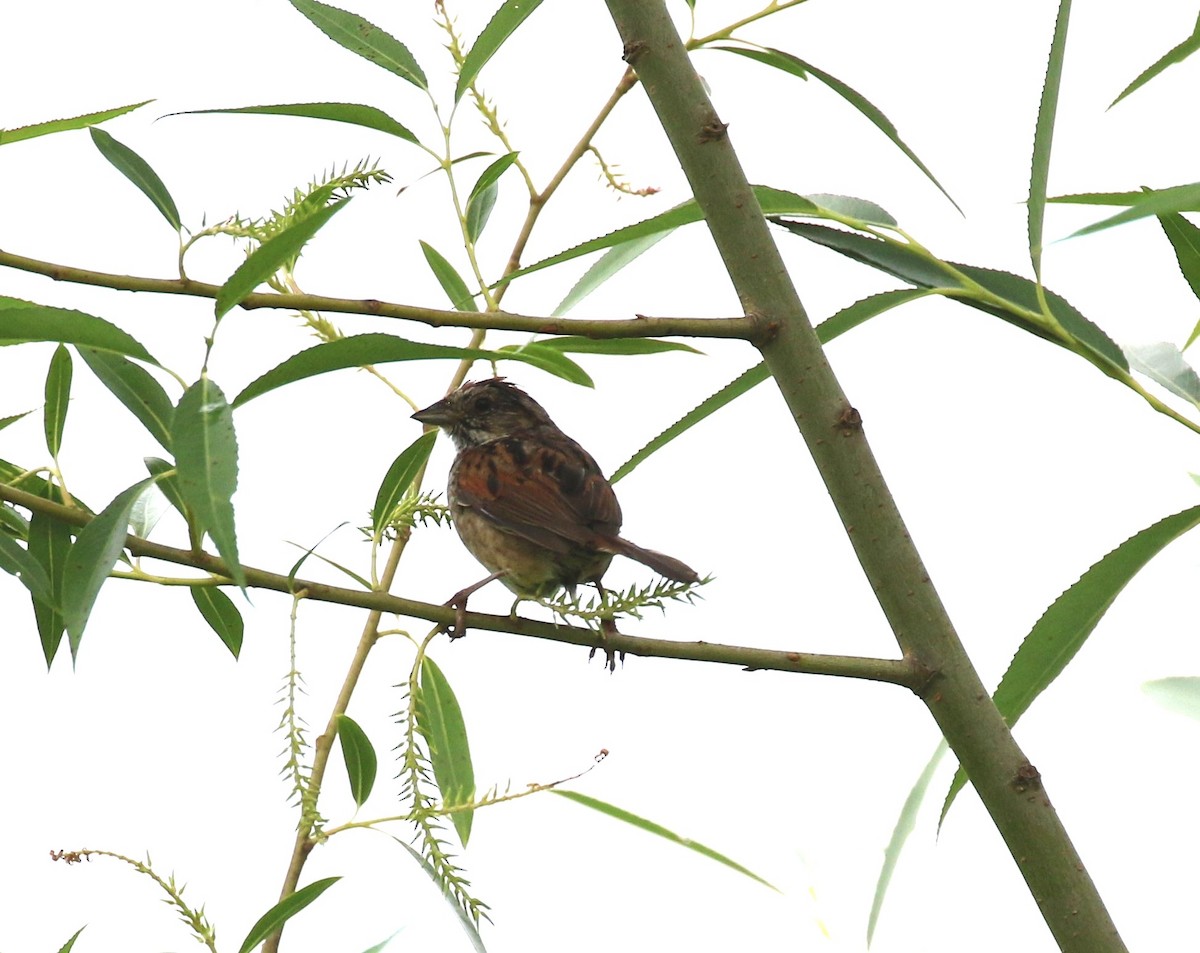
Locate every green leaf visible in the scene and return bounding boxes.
[145,456,188,520]
[128,481,168,538]
[505,187,822,284]
[940,504,1200,823]
[1110,13,1200,107]
[0,502,29,537]
[868,742,949,945]
[554,790,778,891]
[776,222,1128,374]
[0,298,159,362]
[172,378,245,588]
[79,348,174,451]
[712,46,960,214]
[552,232,672,315]
[1053,183,1200,240]
[1028,0,1073,278]
[1142,677,1200,721]
[391,839,487,952]
[288,0,426,89]
[456,0,545,102]
[358,930,403,953]
[191,587,244,658]
[215,199,350,319]
[372,431,437,536]
[236,877,341,953]
[335,713,378,806]
[0,101,150,146]
[43,344,72,459]
[494,342,593,386]
[1156,212,1200,349]
[29,511,70,668]
[465,152,519,243]
[535,336,702,356]
[0,409,32,433]
[418,657,475,847]
[0,533,56,606]
[176,102,419,144]
[1124,342,1200,405]
[88,127,181,231]
[55,926,87,953]
[233,333,591,407]
[419,241,479,311]
[611,363,769,484]
[61,478,156,659]
[609,288,928,483]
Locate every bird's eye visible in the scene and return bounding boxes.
[473,396,494,413]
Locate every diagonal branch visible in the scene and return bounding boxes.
[0,481,923,688]
[0,247,754,341]
[600,3,1127,951]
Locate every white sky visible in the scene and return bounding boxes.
[2,2,1200,952]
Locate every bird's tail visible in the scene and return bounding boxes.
[601,536,699,584]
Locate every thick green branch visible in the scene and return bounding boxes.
[0,247,753,341]
[0,481,921,688]
[601,4,1126,951]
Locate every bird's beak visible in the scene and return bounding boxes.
[411,397,457,428]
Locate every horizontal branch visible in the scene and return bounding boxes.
[0,247,756,341]
[0,481,923,689]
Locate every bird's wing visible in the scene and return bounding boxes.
[453,432,622,553]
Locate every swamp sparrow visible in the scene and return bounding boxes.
[412,378,698,639]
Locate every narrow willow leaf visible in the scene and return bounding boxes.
[495,343,592,386]
[419,241,479,311]
[1059,183,1200,240]
[43,344,72,458]
[552,232,672,315]
[554,790,778,891]
[20,505,71,664]
[89,127,181,231]
[612,290,929,482]
[455,0,545,101]
[611,363,769,484]
[777,222,1127,374]
[0,409,32,432]
[61,477,156,658]
[236,877,341,953]
[358,930,403,953]
[288,0,426,88]
[55,926,87,953]
[215,199,350,319]
[372,431,437,536]
[335,713,378,806]
[940,504,1200,823]
[1124,342,1200,405]
[712,46,959,213]
[145,456,187,519]
[503,186,823,285]
[1048,184,1200,210]
[0,503,29,536]
[172,379,245,588]
[1029,0,1073,279]
[1110,13,1200,107]
[391,839,487,952]
[868,742,949,946]
[536,336,702,356]
[1142,677,1200,720]
[1156,213,1200,349]
[0,101,150,146]
[814,288,935,342]
[80,348,174,450]
[0,298,158,363]
[465,152,519,243]
[191,587,244,658]
[418,657,476,847]
[233,333,591,407]
[128,482,169,538]
[0,533,56,606]
[177,102,418,144]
